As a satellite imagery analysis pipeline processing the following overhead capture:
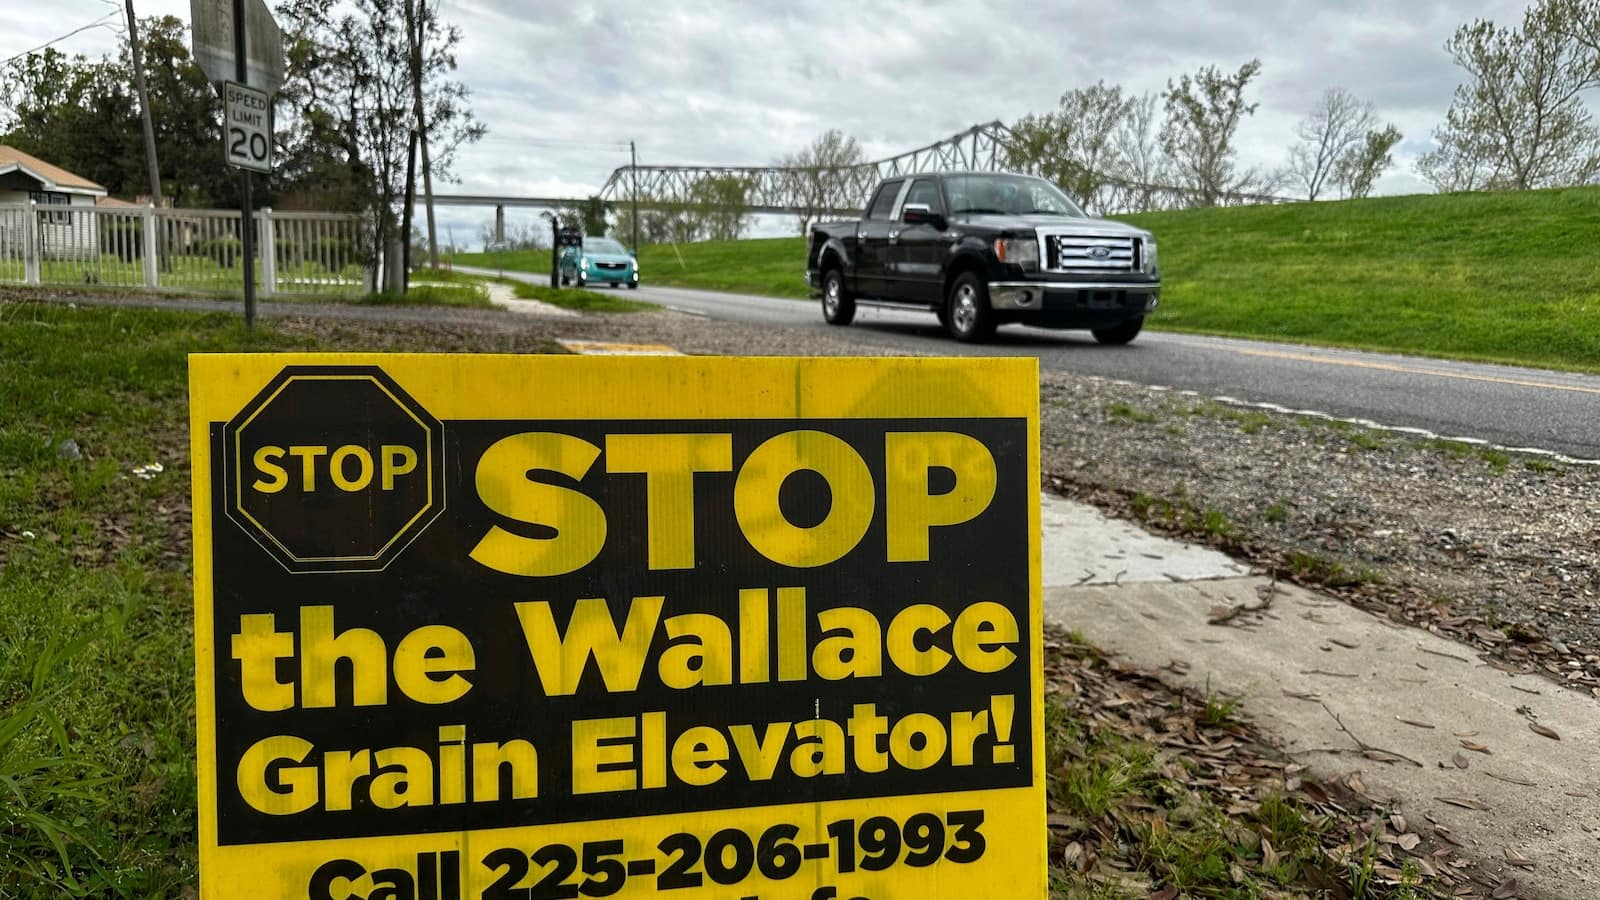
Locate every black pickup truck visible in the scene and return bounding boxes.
[805,171,1160,343]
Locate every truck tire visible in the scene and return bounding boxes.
[822,266,856,325]
[945,272,996,342]
[1092,317,1144,345]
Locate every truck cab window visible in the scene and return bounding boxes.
[867,181,902,220]
[904,178,942,213]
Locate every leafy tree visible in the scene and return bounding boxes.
[689,174,749,241]
[0,19,233,206]
[1160,59,1265,205]
[579,195,610,237]
[1288,88,1379,200]
[1333,124,1402,199]
[1002,81,1131,211]
[276,0,483,252]
[777,129,867,235]
[1419,0,1600,191]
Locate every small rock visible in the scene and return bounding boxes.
[56,438,82,461]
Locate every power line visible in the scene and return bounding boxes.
[2,12,121,66]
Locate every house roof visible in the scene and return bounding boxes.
[96,196,138,208]
[0,145,107,195]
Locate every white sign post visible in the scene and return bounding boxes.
[223,82,272,174]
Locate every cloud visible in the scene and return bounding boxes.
[2,0,1551,221]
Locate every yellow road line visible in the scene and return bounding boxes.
[1220,346,1600,396]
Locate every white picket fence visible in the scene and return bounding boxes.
[0,203,374,297]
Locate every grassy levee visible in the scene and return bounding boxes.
[455,187,1600,371]
[1119,186,1600,371]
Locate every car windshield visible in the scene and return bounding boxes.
[944,175,1085,218]
[585,238,628,255]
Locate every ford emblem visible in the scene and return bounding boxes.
[1089,246,1111,260]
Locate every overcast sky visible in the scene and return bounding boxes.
[2,0,1551,245]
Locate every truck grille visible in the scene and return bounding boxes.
[1043,233,1138,272]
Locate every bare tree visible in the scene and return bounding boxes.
[1288,88,1379,200]
[778,129,867,235]
[1160,59,1265,206]
[1420,0,1600,191]
[1333,124,1403,199]
[1112,91,1167,208]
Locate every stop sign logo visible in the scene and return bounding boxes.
[223,367,445,573]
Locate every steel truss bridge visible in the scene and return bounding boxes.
[437,120,1293,232]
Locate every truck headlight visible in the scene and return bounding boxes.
[1142,238,1158,273]
[995,237,1039,272]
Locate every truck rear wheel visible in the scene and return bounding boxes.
[945,272,996,342]
[1092,317,1144,345]
[822,267,856,325]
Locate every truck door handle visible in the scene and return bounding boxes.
[888,230,900,243]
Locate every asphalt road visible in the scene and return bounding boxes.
[480,271,1600,461]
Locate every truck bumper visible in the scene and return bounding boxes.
[989,280,1160,329]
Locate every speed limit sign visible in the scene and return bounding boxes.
[223,81,272,174]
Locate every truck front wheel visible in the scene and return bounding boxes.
[822,267,856,325]
[1092,316,1144,345]
[945,272,996,342]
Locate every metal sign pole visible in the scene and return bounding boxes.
[233,0,256,328]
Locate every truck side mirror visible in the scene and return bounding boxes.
[902,204,945,229]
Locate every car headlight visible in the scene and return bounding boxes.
[631,256,639,270]
[580,256,590,269]
[994,237,1039,272]
[1142,237,1158,273]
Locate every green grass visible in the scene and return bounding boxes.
[3,253,367,298]
[510,281,657,313]
[364,278,493,308]
[0,302,314,894]
[451,238,812,300]
[457,186,1600,371]
[0,300,562,895]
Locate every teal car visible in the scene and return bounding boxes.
[559,237,640,288]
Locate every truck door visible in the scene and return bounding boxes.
[854,179,906,298]
[890,176,952,304]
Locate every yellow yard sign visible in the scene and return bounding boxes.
[189,354,1043,899]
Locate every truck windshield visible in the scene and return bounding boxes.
[945,175,1085,218]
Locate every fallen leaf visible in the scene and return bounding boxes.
[1528,722,1560,741]
[1492,876,1520,898]
[1452,751,1470,769]
[1485,772,1536,787]
[1395,716,1435,729]
[1459,739,1492,754]
[1389,813,1407,833]
[1453,730,1480,737]
[1503,848,1534,869]
[1398,832,1421,851]
[1436,796,1486,811]
[1150,887,1179,900]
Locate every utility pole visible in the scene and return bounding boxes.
[412,0,438,269]
[233,0,256,327]
[630,140,639,252]
[124,0,163,207]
